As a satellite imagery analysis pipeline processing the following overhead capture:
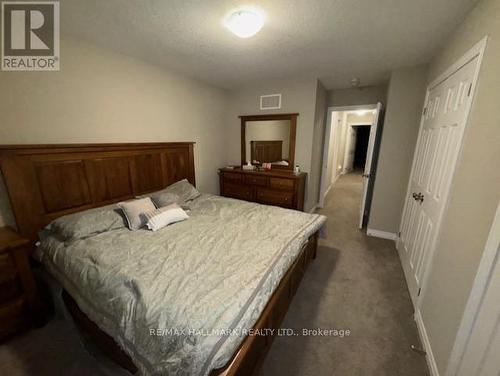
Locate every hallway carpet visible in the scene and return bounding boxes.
[259,173,429,375]
[0,173,429,376]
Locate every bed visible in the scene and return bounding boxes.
[0,143,326,376]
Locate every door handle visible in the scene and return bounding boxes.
[412,192,424,203]
[418,193,424,203]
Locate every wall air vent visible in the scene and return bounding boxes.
[260,94,282,110]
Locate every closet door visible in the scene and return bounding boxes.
[397,53,482,305]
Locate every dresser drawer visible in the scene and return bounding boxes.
[0,253,16,284]
[221,172,242,183]
[222,183,254,201]
[256,188,294,208]
[244,175,268,187]
[219,168,306,211]
[269,177,295,191]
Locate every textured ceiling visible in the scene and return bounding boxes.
[61,0,478,90]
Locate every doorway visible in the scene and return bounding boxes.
[319,103,383,228]
[353,126,370,171]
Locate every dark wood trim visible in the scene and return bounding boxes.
[219,167,306,180]
[240,118,246,168]
[0,226,45,339]
[238,113,299,121]
[62,231,319,376]
[0,143,196,245]
[219,168,306,211]
[289,115,297,170]
[0,142,195,152]
[240,114,298,170]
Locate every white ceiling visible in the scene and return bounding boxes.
[61,0,478,90]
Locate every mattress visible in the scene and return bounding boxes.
[36,194,326,375]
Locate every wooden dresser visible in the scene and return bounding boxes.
[0,227,43,340]
[219,167,306,211]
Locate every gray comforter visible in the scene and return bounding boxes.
[36,194,326,375]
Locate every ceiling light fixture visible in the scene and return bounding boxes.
[224,9,264,38]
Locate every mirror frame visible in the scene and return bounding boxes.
[239,113,298,170]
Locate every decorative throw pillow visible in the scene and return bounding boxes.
[137,179,200,206]
[161,179,200,204]
[145,203,189,231]
[118,197,156,230]
[150,192,180,208]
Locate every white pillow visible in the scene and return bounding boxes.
[145,203,189,231]
[118,198,156,230]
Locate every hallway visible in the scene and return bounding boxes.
[260,173,429,375]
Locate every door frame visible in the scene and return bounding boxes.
[319,104,378,208]
[445,202,500,376]
[397,36,487,310]
[358,102,383,229]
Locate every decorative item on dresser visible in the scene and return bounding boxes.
[219,167,306,211]
[0,226,44,340]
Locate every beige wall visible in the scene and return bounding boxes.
[326,84,388,107]
[346,112,374,125]
[225,77,319,211]
[0,36,228,226]
[368,65,428,233]
[419,0,500,373]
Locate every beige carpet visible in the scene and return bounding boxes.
[0,173,429,376]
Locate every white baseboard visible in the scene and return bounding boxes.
[308,204,319,213]
[324,183,333,198]
[366,228,398,241]
[415,309,440,376]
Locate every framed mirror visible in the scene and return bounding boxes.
[240,113,298,170]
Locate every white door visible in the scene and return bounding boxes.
[359,102,382,229]
[397,54,482,304]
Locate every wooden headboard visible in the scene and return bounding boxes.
[250,140,283,163]
[0,143,195,243]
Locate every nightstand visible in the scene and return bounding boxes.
[0,226,43,340]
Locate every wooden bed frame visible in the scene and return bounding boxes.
[250,140,283,164]
[0,143,319,376]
